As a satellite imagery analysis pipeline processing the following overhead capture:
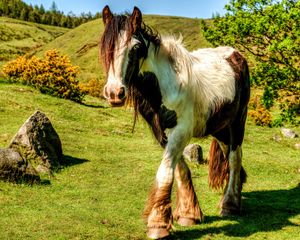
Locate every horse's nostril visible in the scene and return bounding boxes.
[117,87,126,100]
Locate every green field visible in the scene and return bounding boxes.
[0,17,68,69]
[0,14,299,240]
[0,81,299,239]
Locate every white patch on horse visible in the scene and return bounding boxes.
[140,36,236,136]
[156,113,193,188]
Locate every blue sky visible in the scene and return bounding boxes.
[23,0,230,18]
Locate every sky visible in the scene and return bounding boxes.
[23,0,230,19]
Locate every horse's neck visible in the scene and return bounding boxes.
[140,38,192,109]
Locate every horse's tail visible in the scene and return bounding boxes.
[208,139,229,189]
[208,139,247,189]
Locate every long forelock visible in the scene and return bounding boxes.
[100,14,161,74]
[100,15,132,73]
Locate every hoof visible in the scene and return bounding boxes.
[220,207,240,216]
[147,228,169,239]
[177,217,196,226]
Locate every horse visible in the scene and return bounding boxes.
[100,5,250,239]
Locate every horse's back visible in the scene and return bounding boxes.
[191,46,235,59]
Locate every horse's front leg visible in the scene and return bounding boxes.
[174,158,204,226]
[143,124,190,239]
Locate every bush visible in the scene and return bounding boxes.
[275,92,300,126]
[248,96,272,127]
[248,108,272,127]
[2,50,85,102]
[79,79,104,98]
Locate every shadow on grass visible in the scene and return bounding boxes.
[60,155,90,168]
[172,185,300,239]
[29,155,89,185]
[80,100,109,109]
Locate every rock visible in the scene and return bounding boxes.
[280,128,298,138]
[295,143,300,150]
[183,144,205,164]
[0,148,40,183]
[9,110,62,172]
[272,134,282,142]
[36,164,51,175]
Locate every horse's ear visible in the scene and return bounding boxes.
[102,5,113,25]
[130,6,142,32]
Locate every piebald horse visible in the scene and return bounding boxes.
[100,6,250,239]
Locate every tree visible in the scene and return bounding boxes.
[39,4,45,15]
[201,0,300,125]
[50,1,58,13]
[20,7,29,21]
[28,8,40,23]
[0,0,95,29]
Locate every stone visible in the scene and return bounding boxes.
[183,144,205,164]
[0,148,40,183]
[280,128,298,138]
[9,110,63,172]
[272,134,282,142]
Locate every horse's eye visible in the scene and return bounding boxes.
[133,44,139,51]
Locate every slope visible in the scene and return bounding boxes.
[0,81,299,240]
[38,15,211,82]
[0,17,68,69]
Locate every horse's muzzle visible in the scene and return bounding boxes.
[103,86,127,107]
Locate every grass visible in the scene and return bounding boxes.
[0,80,299,239]
[0,17,68,69]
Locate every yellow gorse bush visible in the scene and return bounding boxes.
[79,79,104,98]
[2,50,85,102]
[248,96,272,127]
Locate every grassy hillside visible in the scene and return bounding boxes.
[0,17,68,69]
[38,15,210,82]
[0,81,299,239]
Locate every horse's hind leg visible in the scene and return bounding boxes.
[220,119,247,216]
[174,157,204,226]
[220,144,244,215]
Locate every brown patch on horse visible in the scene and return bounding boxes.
[207,51,250,191]
[226,51,247,80]
[143,183,173,230]
[174,161,204,223]
[208,139,229,189]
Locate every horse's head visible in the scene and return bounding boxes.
[100,5,149,107]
